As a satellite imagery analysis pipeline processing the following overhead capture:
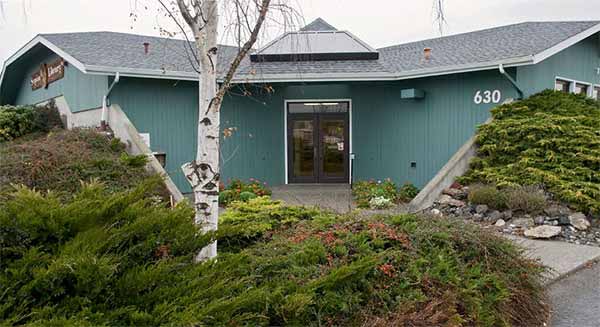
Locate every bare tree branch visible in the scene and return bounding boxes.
[433,0,447,35]
[157,0,201,73]
[216,0,271,100]
[176,0,197,31]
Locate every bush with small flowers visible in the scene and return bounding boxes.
[218,178,272,207]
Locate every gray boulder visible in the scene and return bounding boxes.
[475,204,489,214]
[511,218,535,228]
[488,210,503,223]
[569,213,591,231]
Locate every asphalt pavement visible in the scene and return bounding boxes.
[549,262,600,327]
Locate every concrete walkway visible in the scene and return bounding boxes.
[506,235,600,284]
[271,184,353,213]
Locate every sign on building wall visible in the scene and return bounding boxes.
[31,59,65,90]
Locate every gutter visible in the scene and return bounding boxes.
[499,64,524,100]
[100,72,120,130]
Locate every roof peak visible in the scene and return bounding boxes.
[300,18,337,31]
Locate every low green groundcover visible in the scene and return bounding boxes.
[459,90,600,214]
[0,182,548,326]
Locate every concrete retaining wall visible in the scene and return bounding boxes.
[407,118,494,213]
[53,100,186,204]
[408,136,477,213]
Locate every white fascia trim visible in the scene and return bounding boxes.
[85,65,199,81]
[533,23,600,64]
[231,56,534,84]
[0,35,88,99]
[61,54,533,85]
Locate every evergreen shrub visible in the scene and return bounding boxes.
[460,91,600,214]
[0,102,62,141]
[0,184,548,326]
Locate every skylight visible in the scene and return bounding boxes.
[250,18,379,62]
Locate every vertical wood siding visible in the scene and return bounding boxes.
[14,47,107,111]
[517,34,600,96]
[110,78,199,192]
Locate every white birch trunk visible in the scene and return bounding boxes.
[181,0,221,262]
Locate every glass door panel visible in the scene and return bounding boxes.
[289,116,317,183]
[320,119,346,178]
[287,102,349,184]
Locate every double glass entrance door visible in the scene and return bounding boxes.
[287,102,349,183]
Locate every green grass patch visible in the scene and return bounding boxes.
[459,90,600,214]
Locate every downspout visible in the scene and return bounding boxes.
[498,64,523,100]
[100,72,120,130]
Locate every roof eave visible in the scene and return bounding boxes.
[0,35,88,103]
[230,56,534,84]
[85,65,199,81]
[532,22,600,64]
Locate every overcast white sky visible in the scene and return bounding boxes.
[1,0,599,64]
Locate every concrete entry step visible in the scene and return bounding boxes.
[271,184,353,213]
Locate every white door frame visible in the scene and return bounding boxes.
[283,98,353,184]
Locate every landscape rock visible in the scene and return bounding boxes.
[544,204,571,217]
[442,188,466,199]
[524,225,562,239]
[534,216,546,225]
[558,216,571,226]
[475,204,489,214]
[569,213,590,231]
[488,210,503,222]
[511,218,535,228]
[494,219,506,227]
[502,210,513,220]
[473,213,484,222]
[437,194,465,207]
[431,208,443,216]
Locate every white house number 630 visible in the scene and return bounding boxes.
[473,90,502,104]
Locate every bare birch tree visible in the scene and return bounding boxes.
[168,0,300,261]
[166,0,445,261]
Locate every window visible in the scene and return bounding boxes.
[555,79,571,93]
[574,83,589,95]
[594,86,600,100]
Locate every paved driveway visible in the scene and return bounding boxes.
[549,262,600,327]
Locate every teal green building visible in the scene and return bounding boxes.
[1,19,600,193]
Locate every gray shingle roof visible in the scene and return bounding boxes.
[37,20,600,81]
[41,31,239,76]
[378,21,600,73]
[300,18,338,31]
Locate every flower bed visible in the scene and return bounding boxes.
[353,179,419,209]
[218,178,272,207]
